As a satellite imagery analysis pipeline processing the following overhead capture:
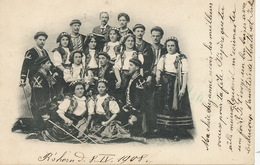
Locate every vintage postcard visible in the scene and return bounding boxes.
[0,0,255,164]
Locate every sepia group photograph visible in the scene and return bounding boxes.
[0,0,255,164]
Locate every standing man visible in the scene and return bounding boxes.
[20,31,50,87]
[123,58,147,136]
[15,32,51,133]
[149,26,167,134]
[133,24,154,135]
[92,12,111,41]
[70,19,86,52]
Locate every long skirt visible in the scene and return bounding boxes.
[155,73,193,131]
[38,116,87,142]
[88,115,131,142]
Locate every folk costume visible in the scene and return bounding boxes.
[103,41,120,63]
[113,48,144,106]
[119,27,133,37]
[87,94,130,141]
[63,64,90,94]
[135,40,154,78]
[31,62,56,131]
[156,53,193,134]
[123,73,147,136]
[52,44,73,98]
[147,43,167,132]
[53,47,71,70]
[70,34,86,52]
[38,95,88,142]
[151,43,167,76]
[84,48,99,77]
[98,62,117,96]
[20,46,50,85]
[114,48,144,90]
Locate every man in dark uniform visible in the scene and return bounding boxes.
[97,52,116,96]
[20,31,50,87]
[92,12,111,41]
[69,19,86,52]
[149,26,167,134]
[123,58,146,136]
[14,32,58,133]
[30,56,56,131]
[133,24,154,135]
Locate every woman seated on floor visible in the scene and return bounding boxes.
[26,82,89,142]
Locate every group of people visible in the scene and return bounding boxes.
[13,12,194,143]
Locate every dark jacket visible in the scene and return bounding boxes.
[20,47,50,83]
[31,70,55,115]
[126,74,146,114]
[92,25,111,41]
[136,41,154,78]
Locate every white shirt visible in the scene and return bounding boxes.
[157,53,188,73]
[88,49,98,69]
[104,41,120,60]
[88,94,120,115]
[100,24,108,29]
[57,95,87,116]
[114,50,144,70]
[63,64,83,82]
[53,47,71,66]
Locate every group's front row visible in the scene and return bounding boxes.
[20,56,149,143]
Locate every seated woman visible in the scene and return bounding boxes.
[63,50,91,93]
[155,36,193,141]
[86,79,130,142]
[103,27,121,64]
[113,34,144,104]
[26,82,89,142]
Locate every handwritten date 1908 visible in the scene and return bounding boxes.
[38,151,149,164]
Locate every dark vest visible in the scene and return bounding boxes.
[52,46,72,66]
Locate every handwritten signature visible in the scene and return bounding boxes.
[38,151,149,164]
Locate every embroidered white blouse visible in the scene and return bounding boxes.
[63,64,84,82]
[114,50,144,70]
[88,94,120,115]
[57,95,87,116]
[104,41,120,60]
[157,53,188,73]
[53,47,71,66]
